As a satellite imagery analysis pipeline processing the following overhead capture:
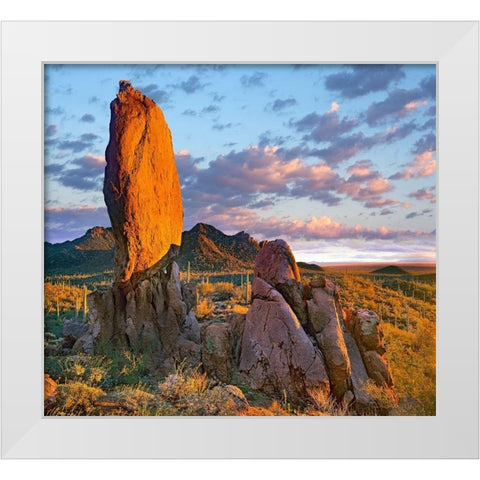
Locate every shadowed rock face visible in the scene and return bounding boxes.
[104,80,183,285]
[253,240,308,325]
[240,277,330,402]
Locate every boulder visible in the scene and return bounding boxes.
[253,240,308,325]
[210,385,249,412]
[181,282,197,313]
[72,333,94,355]
[239,277,330,402]
[362,351,394,387]
[202,322,233,383]
[104,80,183,284]
[227,311,247,363]
[182,311,201,344]
[62,319,90,340]
[350,309,386,353]
[347,309,395,389]
[307,285,351,398]
[44,374,57,400]
[343,331,375,409]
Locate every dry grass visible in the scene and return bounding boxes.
[196,298,215,319]
[232,304,249,315]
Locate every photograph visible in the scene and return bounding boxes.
[43,63,436,417]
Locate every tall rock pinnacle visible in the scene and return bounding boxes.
[104,81,183,284]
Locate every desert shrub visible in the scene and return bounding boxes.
[305,389,349,416]
[155,365,249,416]
[104,384,157,415]
[196,298,215,319]
[232,304,249,315]
[44,349,153,390]
[51,382,105,415]
[212,282,236,300]
[360,380,398,414]
[197,282,214,297]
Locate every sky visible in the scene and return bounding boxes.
[44,64,436,264]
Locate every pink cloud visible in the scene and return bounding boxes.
[409,188,436,201]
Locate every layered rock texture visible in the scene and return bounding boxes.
[239,239,397,411]
[104,80,183,285]
[88,82,200,374]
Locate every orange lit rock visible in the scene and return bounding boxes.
[104,80,183,284]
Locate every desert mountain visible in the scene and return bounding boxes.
[45,223,259,275]
[44,226,115,275]
[176,223,260,272]
[297,261,324,273]
[371,265,409,275]
[45,223,330,276]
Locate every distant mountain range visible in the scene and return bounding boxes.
[371,265,409,275]
[44,223,324,277]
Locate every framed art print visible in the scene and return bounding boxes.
[1,21,478,458]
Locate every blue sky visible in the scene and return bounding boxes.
[44,64,436,263]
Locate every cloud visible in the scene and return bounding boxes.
[47,154,105,191]
[324,65,405,98]
[291,103,358,142]
[419,118,436,130]
[389,133,436,180]
[212,122,233,131]
[180,145,400,218]
[289,117,418,166]
[408,188,436,202]
[45,124,57,137]
[89,96,99,104]
[44,163,64,175]
[175,150,203,185]
[201,104,220,114]
[240,72,266,87]
[366,89,428,126]
[44,206,109,243]
[187,206,434,245]
[420,74,436,99]
[364,74,435,126]
[380,209,394,216]
[182,109,197,116]
[55,132,101,153]
[175,75,207,94]
[212,93,225,102]
[57,139,93,153]
[337,162,395,208]
[45,105,65,115]
[248,199,275,209]
[80,113,95,123]
[271,98,297,112]
[138,84,170,104]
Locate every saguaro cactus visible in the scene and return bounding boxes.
[83,285,88,322]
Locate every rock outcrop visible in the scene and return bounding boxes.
[306,279,351,398]
[346,309,394,388]
[240,276,330,403]
[240,239,397,412]
[253,239,308,325]
[202,322,233,383]
[89,81,200,374]
[104,80,183,285]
